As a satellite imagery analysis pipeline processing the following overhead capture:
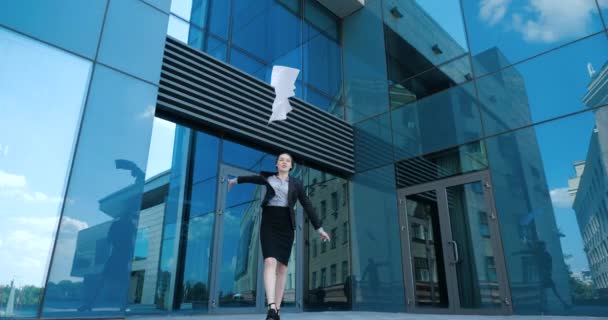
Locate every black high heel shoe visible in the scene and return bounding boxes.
[266,303,279,320]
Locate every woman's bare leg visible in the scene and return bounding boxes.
[264,258,278,309]
[274,262,289,310]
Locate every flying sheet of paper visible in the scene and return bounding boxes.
[268,66,300,124]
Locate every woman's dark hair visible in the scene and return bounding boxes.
[276,152,294,171]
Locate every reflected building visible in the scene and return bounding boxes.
[304,168,351,308]
[3,0,608,319]
[570,61,608,297]
[477,47,571,313]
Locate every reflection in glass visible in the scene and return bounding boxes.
[97,0,168,83]
[218,192,261,307]
[486,108,608,315]
[170,0,230,39]
[395,141,488,188]
[392,82,482,161]
[232,0,302,70]
[383,0,469,82]
[41,65,157,317]
[406,190,449,308]
[389,55,472,109]
[354,113,394,172]
[343,0,390,123]
[477,34,608,136]
[0,27,92,318]
[303,0,342,101]
[462,0,604,77]
[447,182,501,308]
[303,168,351,310]
[0,0,106,58]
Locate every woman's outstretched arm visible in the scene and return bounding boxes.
[297,180,330,241]
[227,175,265,191]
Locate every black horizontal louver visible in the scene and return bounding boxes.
[157,37,355,175]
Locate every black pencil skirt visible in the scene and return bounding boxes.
[260,206,295,265]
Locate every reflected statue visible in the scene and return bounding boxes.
[513,241,571,312]
[361,258,384,296]
[77,160,144,312]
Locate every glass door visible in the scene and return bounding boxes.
[208,165,265,313]
[398,171,511,314]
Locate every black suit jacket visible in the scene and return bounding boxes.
[236,171,322,231]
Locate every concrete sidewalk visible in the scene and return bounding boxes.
[129,311,608,320]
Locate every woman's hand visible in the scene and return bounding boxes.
[318,229,331,242]
[227,178,238,191]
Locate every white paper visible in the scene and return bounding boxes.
[268,65,300,124]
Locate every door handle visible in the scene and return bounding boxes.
[449,240,460,263]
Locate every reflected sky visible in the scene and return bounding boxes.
[463,0,607,75]
[536,110,598,273]
[0,27,92,287]
[414,0,468,49]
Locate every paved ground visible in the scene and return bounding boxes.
[129,311,608,320]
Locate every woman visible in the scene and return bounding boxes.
[228,152,330,320]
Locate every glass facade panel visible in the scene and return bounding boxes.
[384,0,469,85]
[0,0,106,59]
[303,0,342,100]
[353,113,394,172]
[343,0,389,123]
[486,108,608,316]
[351,165,404,311]
[462,0,604,77]
[405,190,449,308]
[171,0,230,40]
[392,82,482,161]
[395,141,488,189]
[447,182,502,309]
[477,32,608,136]
[232,0,302,69]
[389,55,472,109]
[0,27,92,318]
[98,0,169,84]
[303,169,351,310]
[41,65,158,317]
[230,48,269,82]
[167,14,191,43]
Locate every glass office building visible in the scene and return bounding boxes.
[1,0,607,318]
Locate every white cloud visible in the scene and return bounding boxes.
[140,104,156,119]
[0,170,26,188]
[0,239,3,248]
[480,0,511,26]
[0,187,63,203]
[480,0,602,43]
[550,187,573,208]
[60,216,89,233]
[512,0,597,43]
